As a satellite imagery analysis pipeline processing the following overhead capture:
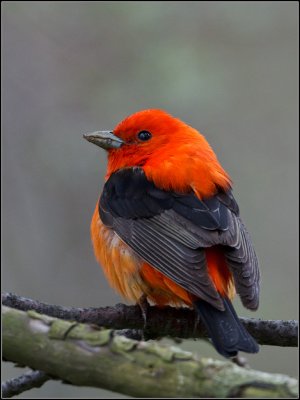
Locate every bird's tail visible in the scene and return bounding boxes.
[194,297,259,358]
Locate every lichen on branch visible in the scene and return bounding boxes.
[3,306,298,398]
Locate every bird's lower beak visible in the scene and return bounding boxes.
[83,131,124,150]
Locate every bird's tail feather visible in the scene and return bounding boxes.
[194,297,259,358]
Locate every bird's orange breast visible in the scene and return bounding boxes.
[91,205,147,301]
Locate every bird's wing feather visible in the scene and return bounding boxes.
[99,168,260,310]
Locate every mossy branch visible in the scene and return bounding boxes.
[3,306,298,398]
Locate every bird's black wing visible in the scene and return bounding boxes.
[99,167,260,310]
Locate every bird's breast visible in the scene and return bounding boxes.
[90,205,148,301]
[90,205,193,306]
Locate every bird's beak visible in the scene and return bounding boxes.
[83,131,124,150]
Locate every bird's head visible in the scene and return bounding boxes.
[84,109,231,196]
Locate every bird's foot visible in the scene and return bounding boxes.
[137,294,150,340]
[231,354,250,368]
[193,309,202,336]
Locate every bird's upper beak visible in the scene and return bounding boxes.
[83,131,124,150]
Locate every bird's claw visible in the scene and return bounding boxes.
[137,294,150,339]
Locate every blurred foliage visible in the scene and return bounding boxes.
[2,1,298,398]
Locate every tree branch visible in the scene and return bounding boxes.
[3,306,298,398]
[2,292,298,347]
[1,370,50,398]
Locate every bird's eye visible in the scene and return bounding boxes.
[137,130,152,141]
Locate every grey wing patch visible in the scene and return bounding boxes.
[224,218,260,310]
[144,210,260,311]
[159,209,238,248]
[112,216,224,310]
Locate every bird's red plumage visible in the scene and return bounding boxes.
[87,109,259,357]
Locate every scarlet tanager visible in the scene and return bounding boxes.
[84,109,260,357]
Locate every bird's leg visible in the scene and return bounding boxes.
[193,308,212,345]
[137,294,150,329]
[231,354,250,368]
[193,309,202,336]
[137,294,150,339]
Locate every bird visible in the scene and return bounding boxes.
[84,109,260,358]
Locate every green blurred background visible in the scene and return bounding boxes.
[2,1,298,398]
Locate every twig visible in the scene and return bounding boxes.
[2,292,298,347]
[1,370,50,398]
